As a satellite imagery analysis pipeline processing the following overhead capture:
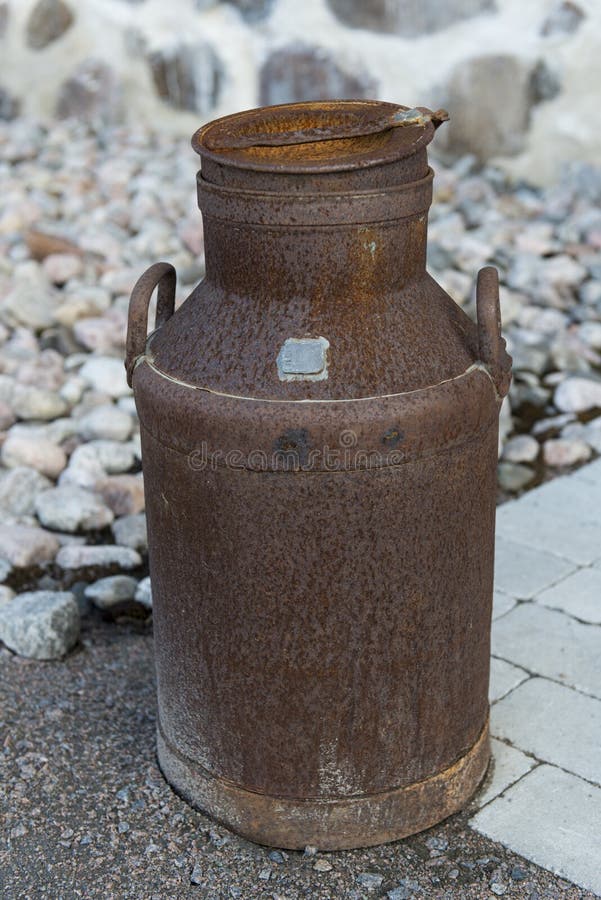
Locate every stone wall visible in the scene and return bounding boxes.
[1,0,600,184]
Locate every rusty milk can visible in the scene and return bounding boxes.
[125,101,512,850]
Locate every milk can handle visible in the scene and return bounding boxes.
[125,262,176,387]
[476,266,512,398]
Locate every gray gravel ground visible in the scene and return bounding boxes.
[0,615,595,900]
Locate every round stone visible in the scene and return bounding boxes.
[1,433,67,479]
[554,376,601,413]
[84,574,138,610]
[497,462,535,492]
[543,438,592,467]
[501,434,540,464]
[0,467,53,517]
[77,404,132,442]
[79,357,131,399]
[111,513,147,551]
[0,523,59,567]
[35,485,114,532]
[0,590,79,660]
[134,575,152,609]
[55,544,142,570]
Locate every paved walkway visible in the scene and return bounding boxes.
[470,459,601,896]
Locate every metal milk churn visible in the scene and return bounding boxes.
[125,101,512,850]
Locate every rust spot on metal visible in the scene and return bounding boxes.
[127,99,511,850]
[382,426,404,447]
[201,103,449,151]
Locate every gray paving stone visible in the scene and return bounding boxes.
[489,657,529,702]
[470,764,601,895]
[491,678,601,784]
[496,475,601,564]
[491,602,601,698]
[492,590,516,620]
[494,536,576,599]
[571,457,601,488]
[471,738,535,809]
[536,566,601,624]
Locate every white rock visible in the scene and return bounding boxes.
[59,376,86,406]
[84,574,138,610]
[497,462,534,492]
[0,590,79,659]
[55,544,141,570]
[583,418,601,453]
[554,376,601,413]
[42,253,84,285]
[497,395,512,456]
[0,400,16,430]
[578,321,601,351]
[58,444,106,489]
[0,523,59,567]
[111,513,147,551]
[11,384,68,421]
[1,433,67,479]
[98,474,144,516]
[35,485,114,532]
[9,418,75,445]
[0,262,60,330]
[134,576,152,609]
[76,404,132,441]
[74,315,125,353]
[88,440,135,473]
[543,438,591,467]
[117,396,137,416]
[0,467,52,516]
[79,356,131,399]
[0,585,15,604]
[501,434,539,464]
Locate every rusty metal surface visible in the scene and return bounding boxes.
[127,99,511,849]
[125,261,175,387]
[192,100,440,175]
[201,104,449,151]
[156,718,490,852]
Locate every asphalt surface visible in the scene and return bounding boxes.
[0,615,595,900]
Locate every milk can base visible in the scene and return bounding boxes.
[156,718,490,851]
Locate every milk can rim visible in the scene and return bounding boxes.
[192,100,443,175]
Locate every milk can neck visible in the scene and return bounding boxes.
[199,169,432,300]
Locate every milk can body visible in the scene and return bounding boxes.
[126,101,512,850]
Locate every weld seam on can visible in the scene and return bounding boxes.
[156,713,489,801]
[138,413,496,473]
[197,169,433,226]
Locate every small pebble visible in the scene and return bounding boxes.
[112,513,147,551]
[35,485,114,533]
[0,523,59,567]
[497,462,535,492]
[543,438,592,467]
[134,576,152,609]
[357,872,384,888]
[1,433,67,479]
[313,858,332,872]
[190,862,203,885]
[79,356,131,399]
[554,376,601,413]
[510,865,528,881]
[84,575,138,610]
[55,545,142,571]
[501,434,539,464]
